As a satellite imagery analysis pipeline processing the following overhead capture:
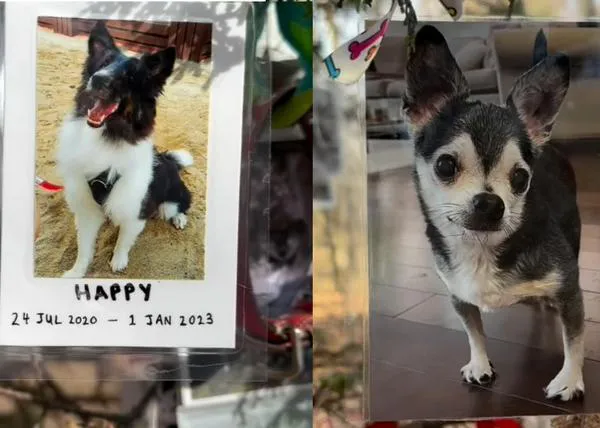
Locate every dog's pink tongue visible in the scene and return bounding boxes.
[87,101,119,127]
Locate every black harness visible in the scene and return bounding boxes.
[88,170,120,205]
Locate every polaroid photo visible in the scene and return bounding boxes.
[1,2,249,348]
[368,20,600,418]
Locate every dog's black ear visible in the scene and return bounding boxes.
[532,29,548,65]
[506,54,570,146]
[88,21,117,58]
[403,25,469,131]
[142,47,176,88]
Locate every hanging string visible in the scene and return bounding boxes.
[398,0,418,55]
[506,0,516,20]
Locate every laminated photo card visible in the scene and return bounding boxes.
[1,2,249,348]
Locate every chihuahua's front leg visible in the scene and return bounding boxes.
[545,287,585,401]
[452,296,495,384]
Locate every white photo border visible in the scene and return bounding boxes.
[0,2,248,348]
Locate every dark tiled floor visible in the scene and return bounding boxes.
[368,152,600,420]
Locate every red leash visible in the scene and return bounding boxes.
[35,176,63,193]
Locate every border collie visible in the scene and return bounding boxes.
[403,25,584,401]
[57,21,193,277]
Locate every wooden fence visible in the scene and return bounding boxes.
[38,17,211,63]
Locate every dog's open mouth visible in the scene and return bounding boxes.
[87,100,119,128]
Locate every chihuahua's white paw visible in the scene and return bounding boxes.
[545,367,584,401]
[461,358,495,385]
[110,252,129,273]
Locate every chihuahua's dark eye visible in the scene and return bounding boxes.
[510,168,530,194]
[435,154,458,181]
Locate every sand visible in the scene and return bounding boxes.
[34,29,209,280]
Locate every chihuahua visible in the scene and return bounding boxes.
[403,25,583,401]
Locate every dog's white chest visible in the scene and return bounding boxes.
[435,244,559,312]
[56,116,155,224]
[56,116,153,179]
[436,246,507,311]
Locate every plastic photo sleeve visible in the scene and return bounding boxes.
[1,1,256,351]
[367,19,600,419]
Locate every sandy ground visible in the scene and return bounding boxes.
[34,29,210,280]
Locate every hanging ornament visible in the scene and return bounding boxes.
[322,0,419,84]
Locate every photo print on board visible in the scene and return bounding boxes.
[1,2,248,349]
[35,17,211,281]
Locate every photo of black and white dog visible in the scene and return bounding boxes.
[403,25,584,401]
[57,22,193,277]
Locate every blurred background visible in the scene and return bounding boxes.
[4,0,600,426]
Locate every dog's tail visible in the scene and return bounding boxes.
[166,149,194,170]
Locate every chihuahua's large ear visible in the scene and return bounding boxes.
[506,54,570,145]
[403,25,469,131]
[88,21,117,58]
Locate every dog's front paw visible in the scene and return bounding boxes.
[461,359,495,385]
[172,213,188,230]
[62,268,85,278]
[110,252,129,273]
[62,262,87,278]
[545,367,584,401]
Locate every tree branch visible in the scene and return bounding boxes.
[0,382,158,426]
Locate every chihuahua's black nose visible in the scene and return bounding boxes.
[472,193,504,221]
